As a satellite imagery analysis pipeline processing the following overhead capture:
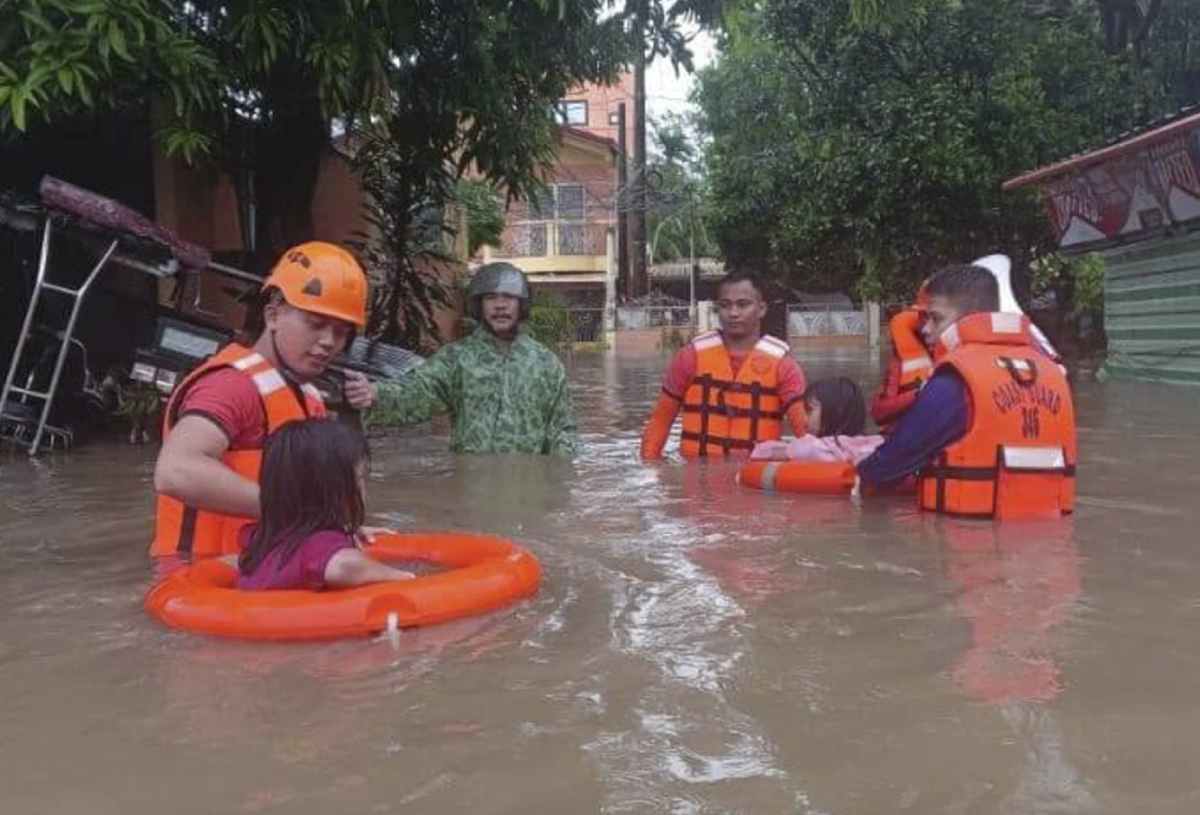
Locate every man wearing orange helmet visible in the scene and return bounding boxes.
[150,241,376,560]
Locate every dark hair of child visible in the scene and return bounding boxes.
[804,377,867,437]
[238,418,369,575]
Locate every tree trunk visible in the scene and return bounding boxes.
[252,69,328,272]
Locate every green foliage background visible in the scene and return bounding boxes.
[525,289,577,354]
[0,0,719,347]
[695,0,1200,311]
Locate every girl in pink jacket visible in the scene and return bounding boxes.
[751,377,884,464]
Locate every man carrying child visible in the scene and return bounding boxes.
[857,263,1077,519]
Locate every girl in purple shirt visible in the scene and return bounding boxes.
[238,418,414,591]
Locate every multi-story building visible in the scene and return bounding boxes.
[480,75,634,313]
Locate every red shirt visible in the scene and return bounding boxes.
[236,527,356,591]
[175,368,268,449]
[661,342,807,409]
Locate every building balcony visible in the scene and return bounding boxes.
[489,221,611,274]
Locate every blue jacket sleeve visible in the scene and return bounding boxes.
[857,369,969,488]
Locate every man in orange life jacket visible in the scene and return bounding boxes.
[857,263,1076,519]
[640,271,809,460]
[870,255,1065,433]
[150,242,377,559]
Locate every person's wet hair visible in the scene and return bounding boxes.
[925,264,1000,315]
[716,270,766,300]
[804,377,867,436]
[239,418,369,575]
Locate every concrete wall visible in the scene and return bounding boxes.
[1101,230,1200,385]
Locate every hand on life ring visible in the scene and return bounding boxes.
[144,532,542,641]
[736,460,858,494]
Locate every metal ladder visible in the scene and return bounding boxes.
[0,217,118,455]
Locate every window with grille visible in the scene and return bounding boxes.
[556,185,585,220]
[517,184,593,255]
[554,100,588,126]
[527,188,555,220]
[527,184,585,221]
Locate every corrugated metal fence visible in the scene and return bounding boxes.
[1102,232,1200,386]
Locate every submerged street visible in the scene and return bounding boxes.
[2,349,1198,813]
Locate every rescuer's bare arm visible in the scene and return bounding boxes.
[153,415,260,518]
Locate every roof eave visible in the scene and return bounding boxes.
[1003,110,1200,192]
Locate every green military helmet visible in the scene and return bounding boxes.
[467,262,531,320]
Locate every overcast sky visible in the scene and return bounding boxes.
[645,28,716,124]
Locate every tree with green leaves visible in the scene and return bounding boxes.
[1,1,627,255]
[342,1,628,346]
[0,1,215,136]
[695,0,1182,306]
[455,180,506,258]
[645,112,715,264]
[2,0,722,345]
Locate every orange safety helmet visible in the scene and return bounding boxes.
[262,242,368,328]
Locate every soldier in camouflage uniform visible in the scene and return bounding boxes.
[371,263,578,457]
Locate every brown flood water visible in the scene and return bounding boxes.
[2,348,1199,814]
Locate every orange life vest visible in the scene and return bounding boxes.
[933,314,1068,374]
[680,332,790,458]
[150,343,326,558]
[918,312,1076,520]
[871,308,933,431]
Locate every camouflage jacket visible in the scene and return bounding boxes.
[372,328,578,458]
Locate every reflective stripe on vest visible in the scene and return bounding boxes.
[872,309,931,432]
[891,311,932,394]
[680,332,788,458]
[150,343,326,558]
[918,313,1077,519]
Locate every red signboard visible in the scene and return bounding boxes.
[1036,128,1200,250]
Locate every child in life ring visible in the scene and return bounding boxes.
[237,418,416,591]
[750,377,884,465]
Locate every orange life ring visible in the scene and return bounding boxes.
[144,531,542,641]
[737,460,857,494]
